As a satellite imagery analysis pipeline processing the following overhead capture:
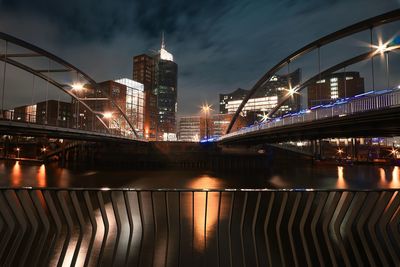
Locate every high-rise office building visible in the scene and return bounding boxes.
[307,72,364,107]
[220,69,301,119]
[133,34,178,140]
[133,54,157,140]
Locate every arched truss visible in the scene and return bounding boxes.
[226,8,400,134]
[0,32,138,138]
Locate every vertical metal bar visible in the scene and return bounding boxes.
[178,192,181,267]
[42,190,63,265]
[111,191,122,266]
[83,191,97,267]
[240,192,248,267]
[70,191,86,266]
[370,28,375,92]
[56,191,74,267]
[1,41,7,116]
[386,51,390,89]
[164,191,170,266]
[29,190,51,266]
[150,191,156,267]
[264,192,275,266]
[228,192,235,267]
[252,192,261,267]
[204,191,209,264]
[123,191,134,267]
[97,191,109,265]
[217,192,222,267]
[192,191,195,261]
[15,190,38,267]
[45,58,50,124]
[137,191,144,267]
[318,46,321,105]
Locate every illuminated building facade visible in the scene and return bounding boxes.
[133,54,157,140]
[13,104,37,123]
[133,35,178,140]
[219,69,301,119]
[178,113,247,141]
[114,78,145,136]
[36,100,71,127]
[307,72,364,107]
[178,116,201,142]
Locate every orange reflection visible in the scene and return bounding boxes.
[336,166,347,188]
[188,175,221,252]
[11,161,22,187]
[37,164,47,187]
[379,168,386,185]
[391,166,400,188]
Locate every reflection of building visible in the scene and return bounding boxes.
[219,69,301,119]
[308,72,364,107]
[133,35,178,141]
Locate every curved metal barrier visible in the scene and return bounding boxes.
[0,187,399,266]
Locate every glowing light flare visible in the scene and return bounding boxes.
[337,148,344,154]
[102,112,113,119]
[71,83,84,91]
[285,85,299,97]
[201,104,212,113]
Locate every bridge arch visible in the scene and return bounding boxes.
[226,9,400,134]
[0,32,138,138]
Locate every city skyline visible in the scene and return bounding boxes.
[0,0,399,117]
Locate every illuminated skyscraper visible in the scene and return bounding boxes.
[133,34,178,140]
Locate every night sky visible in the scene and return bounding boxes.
[0,0,399,116]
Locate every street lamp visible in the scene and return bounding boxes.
[337,148,344,160]
[16,147,20,159]
[201,104,212,140]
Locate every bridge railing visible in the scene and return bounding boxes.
[0,187,399,266]
[220,89,400,140]
[0,109,142,140]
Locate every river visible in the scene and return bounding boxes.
[1,160,399,189]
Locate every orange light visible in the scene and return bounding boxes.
[71,83,84,90]
[201,104,212,113]
[103,112,113,119]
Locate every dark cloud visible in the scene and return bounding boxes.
[0,0,399,116]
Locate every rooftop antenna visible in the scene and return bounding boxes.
[161,31,165,49]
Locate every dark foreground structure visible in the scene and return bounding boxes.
[0,188,399,266]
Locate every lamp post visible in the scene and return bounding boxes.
[16,147,20,159]
[201,104,212,140]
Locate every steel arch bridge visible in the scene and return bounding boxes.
[0,32,140,140]
[225,9,400,137]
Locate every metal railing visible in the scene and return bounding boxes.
[0,187,399,266]
[0,110,142,141]
[220,89,400,141]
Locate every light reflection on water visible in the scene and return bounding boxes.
[336,166,347,188]
[0,160,400,189]
[188,175,221,252]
